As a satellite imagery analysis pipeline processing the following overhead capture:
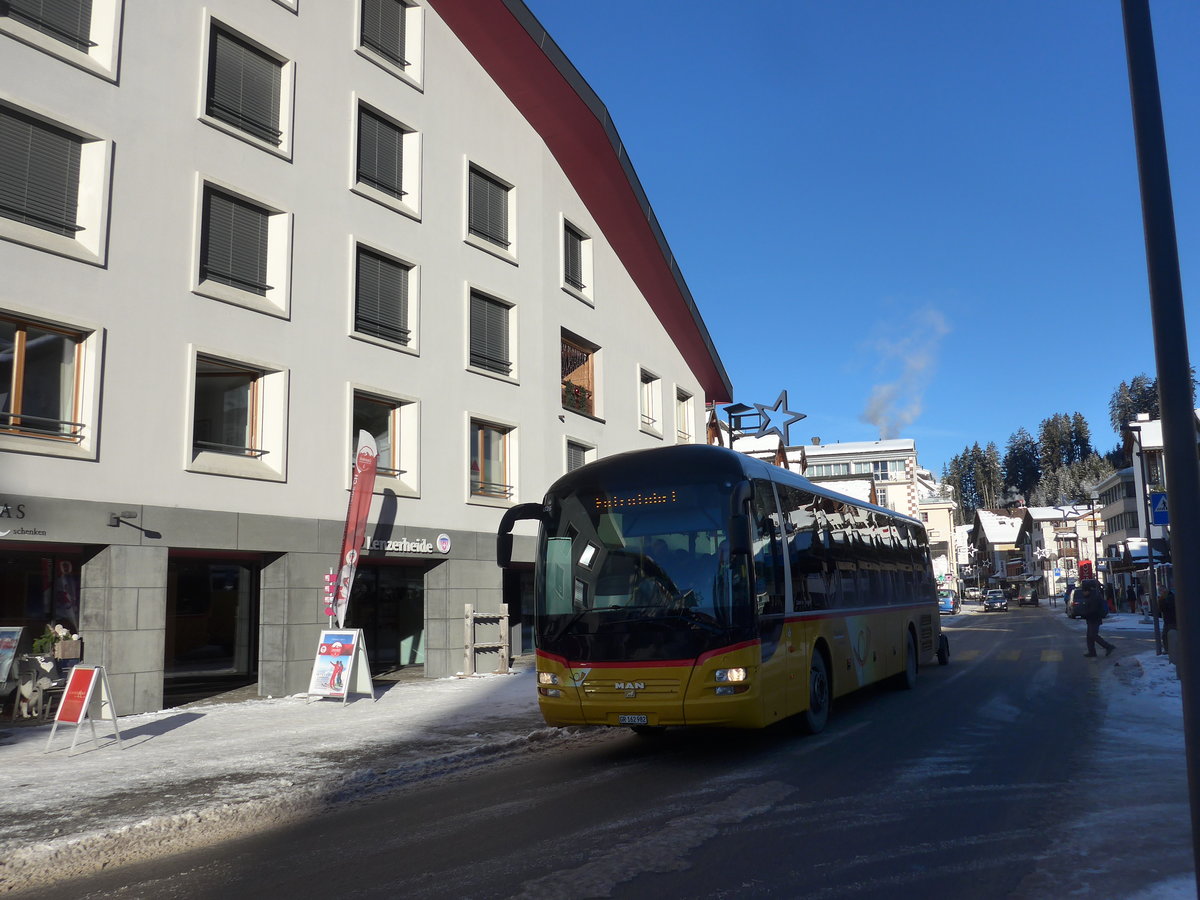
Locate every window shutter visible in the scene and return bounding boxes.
[0,107,81,236]
[5,0,93,51]
[355,248,410,345]
[357,108,404,198]
[201,188,271,295]
[563,225,584,290]
[567,443,586,472]
[469,293,510,375]
[360,0,407,67]
[468,167,509,248]
[208,27,282,145]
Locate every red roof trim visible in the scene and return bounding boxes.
[428,0,732,403]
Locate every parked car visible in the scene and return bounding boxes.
[938,590,961,615]
[1017,590,1039,607]
[983,589,1009,612]
[964,587,982,601]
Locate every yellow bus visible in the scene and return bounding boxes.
[497,444,948,733]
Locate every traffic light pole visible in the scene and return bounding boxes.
[1121,0,1200,884]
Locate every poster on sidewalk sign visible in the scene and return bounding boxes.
[0,626,21,683]
[46,665,122,754]
[307,629,374,705]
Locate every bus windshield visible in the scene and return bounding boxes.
[537,480,753,662]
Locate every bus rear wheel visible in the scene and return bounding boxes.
[896,631,918,690]
[802,651,831,734]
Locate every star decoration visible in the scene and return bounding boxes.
[752,390,806,444]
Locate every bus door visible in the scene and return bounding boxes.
[750,481,789,722]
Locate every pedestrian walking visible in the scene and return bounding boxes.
[1080,578,1115,658]
[1161,590,1177,653]
[1126,584,1138,614]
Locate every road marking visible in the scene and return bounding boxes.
[1041,649,1063,662]
[957,649,981,661]
[997,650,1021,661]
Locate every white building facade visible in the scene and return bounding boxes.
[0,0,731,712]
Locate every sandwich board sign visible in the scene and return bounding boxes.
[307,629,374,705]
[46,665,122,754]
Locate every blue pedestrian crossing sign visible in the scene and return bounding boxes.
[1150,491,1169,525]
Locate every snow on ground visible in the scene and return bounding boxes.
[0,611,1192,895]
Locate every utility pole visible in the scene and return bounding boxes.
[1121,0,1200,883]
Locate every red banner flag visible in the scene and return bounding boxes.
[334,431,378,628]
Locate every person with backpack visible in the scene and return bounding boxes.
[1079,578,1115,658]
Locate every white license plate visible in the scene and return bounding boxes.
[618,714,648,725]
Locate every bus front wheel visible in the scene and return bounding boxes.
[896,632,918,690]
[802,651,831,735]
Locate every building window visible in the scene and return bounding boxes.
[200,187,270,296]
[561,334,595,416]
[0,0,120,79]
[876,488,889,508]
[3,0,92,51]
[357,106,403,198]
[0,313,84,441]
[355,246,410,346]
[469,291,511,377]
[352,388,418,496]
[639,369,661,433]
[562,220,592,300]
[353,103,419,217]
[360,0,407,67]
[189,350,287,480]
[195,182,289,314]
[566,440,592,473]
[193,357,263,458]
[675,388,693,442]
[0,103,111,263]
[205,24,284,148]
[470,419,512,500]
[467,165,511,250]
[0,106,81,237]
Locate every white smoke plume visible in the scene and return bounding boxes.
[859,307,951,439]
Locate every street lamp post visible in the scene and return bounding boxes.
[1126,424,1163,655]
[1088,489,1101,588]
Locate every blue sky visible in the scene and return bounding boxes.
[524,1,1200,476]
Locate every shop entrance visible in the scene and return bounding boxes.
[165,555,259,701]
[347,562,426,673]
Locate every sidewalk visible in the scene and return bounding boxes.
[0,655,565,893]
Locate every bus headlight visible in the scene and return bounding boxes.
[714,668,747,683]
[538,672,560,686]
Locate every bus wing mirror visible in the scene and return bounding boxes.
[729,514,751,556]
[496,502,546,568]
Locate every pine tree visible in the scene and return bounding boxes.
[1108,374,1159,435]
[1002,427,1040,502]
[1069,413,1093,464]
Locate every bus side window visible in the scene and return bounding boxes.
[751,480,786,616]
